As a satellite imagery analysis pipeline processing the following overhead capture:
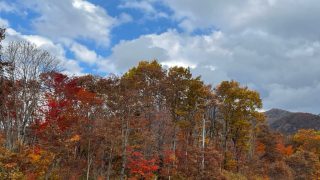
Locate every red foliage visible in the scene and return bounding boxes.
[33,146,41,155]
[163,150,175,164]
[127,149,158,179]
[35,72,81,134]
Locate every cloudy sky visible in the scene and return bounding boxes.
[1,0,320,113]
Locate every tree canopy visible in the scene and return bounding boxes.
[0,39,319,179]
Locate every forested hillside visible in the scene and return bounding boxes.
[266,109,320,134]
[1,29,320,179]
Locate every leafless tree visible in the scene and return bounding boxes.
[0,41,60,150]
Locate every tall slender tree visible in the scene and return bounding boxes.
[215,80,264,171]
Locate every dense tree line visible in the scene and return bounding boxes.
[0,29,320,179]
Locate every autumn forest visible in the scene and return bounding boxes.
[0,29,320,179]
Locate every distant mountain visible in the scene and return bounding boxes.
[265,108,292,125]
[265,108,320,134]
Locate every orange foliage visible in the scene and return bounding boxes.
[276,143,293,156]
[256,141,266,154]
[293,129,320,156]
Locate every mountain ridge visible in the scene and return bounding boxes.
[265,108,320,134]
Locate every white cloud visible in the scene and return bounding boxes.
[119,0,169,19]
[3,19,115,76]
[4,0,320,113]
[62,59,84,76]
[69,42,116,74]
[4,28,83,76]
[160,0,320,39]
[21,0,116,46]
[108,30,230,72]
[70,42,98,65]
[117,13,133,25]
[72,0,96,13]
[264,83,320,113]
[119,1,156,14]
[0,1,16,13]
[106,28,320,113]
[5,28,65,57]
[0,18,9,27]
[96,59,117,75]
[2,0,123,75]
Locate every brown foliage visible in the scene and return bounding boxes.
[0,58,318,179]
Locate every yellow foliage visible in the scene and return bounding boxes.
[174,109,187,116]
[170,154,176,161]
[8,170,24,179]
[223,170,247,180]
[176,120,191,129]
[28,153,41,163]
[70,134,81,142]
[4,162,17,168]
[224,152,237,171]
[293,129,320,157]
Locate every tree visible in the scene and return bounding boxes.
[292,129,320,157]
[0,41,59,150]
[286,150,320,180]
[0,28,5,52]
[165,66,192,167]
[34,72,106,179]
[215,80,264,171]
[127,148,158,179]
[268,161,293,180]
[3,58,319,179]
[119,61,171,179]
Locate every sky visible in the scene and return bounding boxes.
[1,0,320,114]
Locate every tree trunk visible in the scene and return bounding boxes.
[86,139,92,180]
[223,119,228,168]
[120,117,129,180]
[201,115,206,171]
[106,148,113,180]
